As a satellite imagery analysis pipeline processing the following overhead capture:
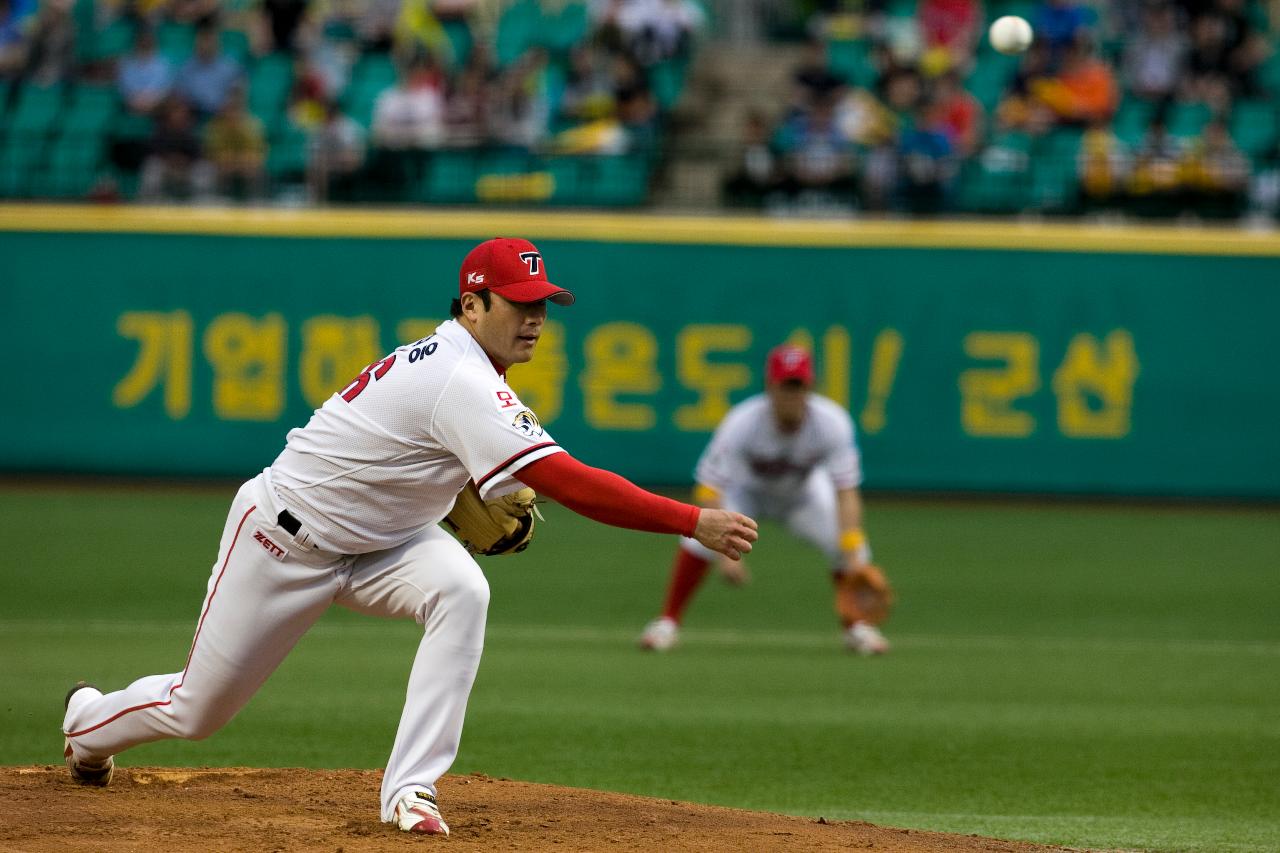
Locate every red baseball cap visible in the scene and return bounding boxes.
[766,344,815,385]
[459,237,574,306]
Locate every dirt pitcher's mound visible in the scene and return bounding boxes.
[3,766,1070,852]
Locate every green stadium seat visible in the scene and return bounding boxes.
[1258,52,1280,98]
[442,19,474,67]
[537,1,588,57]
[1230,99,1276,158]
[343,54,398,127]
[249,53,295,120]
[156,22,196,64]
[0,139,46,198]
[266,125,309,180]
[588,154,648,205]
[649,58,688,110]
[63,84,119,134]
[221,29,252,63]
[960,133,1032,213]
[965,53,1019,112]
[1113,97,1156,147]
[37,132,105,198]
[424,149,478,202]
[83,18,135,62]
[1029,153,1078,213]
[545,156,584,203]
[495,0,540,67]
[1168,102,1211,138]
[827,39,876,89]
[3,83,65,134]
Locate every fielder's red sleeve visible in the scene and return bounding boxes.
[516,453,700,537]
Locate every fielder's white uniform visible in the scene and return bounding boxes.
[63,318,563,822]
[680,393,863,567]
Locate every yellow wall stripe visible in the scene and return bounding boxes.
[3,203,1280,256]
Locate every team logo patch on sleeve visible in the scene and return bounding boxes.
[512,409,544,437]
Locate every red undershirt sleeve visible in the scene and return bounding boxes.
[515,452,701,538]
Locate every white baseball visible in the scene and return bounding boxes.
[988,15,1033,55]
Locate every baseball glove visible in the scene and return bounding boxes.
[443,481,540,556]
[834,564,894,626]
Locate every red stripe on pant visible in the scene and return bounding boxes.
[65,505,257,739]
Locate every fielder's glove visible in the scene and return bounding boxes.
[443,481,541,556]
[834,564,894,625]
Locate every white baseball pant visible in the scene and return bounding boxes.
[680,468,845,567]
[61,472,489,822]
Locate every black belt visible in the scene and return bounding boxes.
[277,509,301,536]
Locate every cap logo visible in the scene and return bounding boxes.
[518,252,542,275]
[467,271,485,284]
[781,350,806,368]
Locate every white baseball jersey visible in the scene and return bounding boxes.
[270,318,563,554]
[695,393,862,498]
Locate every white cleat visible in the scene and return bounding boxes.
[638,617,679,652]
[845,621,890,656]
[394,789,450,836]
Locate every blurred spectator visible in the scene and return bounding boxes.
[860,67,921,206]
[487,48,549,150]
[791,38,845,114]
[444,45,492,146]
[1211,0,1269,92]
[722,109,782,207]
[1248,140,1280,221]
[22,0,77,86]
[1030,35,1118,126]
[1128,111,1186,203]
[308,99,366,201]
[835,85,897,148]
[287,54,330,130]
[917,0,981,73]
[613,54,658,151]
[118,28,173,116]
[372,51,446,149]
[559,45,618,124]
[897,98,955,213]
[1033,0,1092,56]
[1183,13,1234,97]
[204,85,267,199]
[1181,118,1248,211]
[596,0,705,67]
[258,0,309,54]
[176,22,245,118]
[139,96,215,201]
[776,94,857,201]
[0,0,36,80]
[931,70,983,156]
[1122,2,1188,101]
[1077,116,1131,208]
[358,0,401,52]
[394,0,454,68]
[170,0,221,25]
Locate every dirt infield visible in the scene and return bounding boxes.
[2,766,1073,852]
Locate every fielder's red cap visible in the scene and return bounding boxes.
[459,237,575,306]
[766,344,815,385]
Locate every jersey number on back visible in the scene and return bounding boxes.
[340,354,396,402]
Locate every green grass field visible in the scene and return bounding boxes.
[2,485,1277,851]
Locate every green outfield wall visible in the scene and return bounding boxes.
[2,206,1277,497]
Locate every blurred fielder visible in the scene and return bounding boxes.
[61,237,757,836]
[639,344,893,655]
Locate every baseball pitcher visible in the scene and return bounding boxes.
[639,344,893,655]
[61,238,758,836]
